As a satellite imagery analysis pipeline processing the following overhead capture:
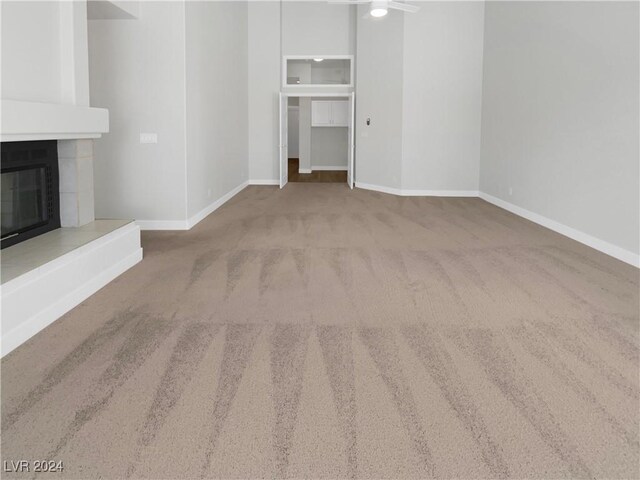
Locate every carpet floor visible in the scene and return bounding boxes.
[2,184,638,479]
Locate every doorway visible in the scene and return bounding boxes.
[287,96,347,183]
[279,93,354,189]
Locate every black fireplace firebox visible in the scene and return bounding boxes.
[1,140,61,249]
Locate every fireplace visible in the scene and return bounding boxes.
[1,140,61,249]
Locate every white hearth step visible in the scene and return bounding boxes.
[1,220,142,356]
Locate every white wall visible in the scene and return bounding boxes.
[480,1,639,258]
[89,2,187,223]
[288,106,300,158]
[355,3,485,193]
[401,2,484,192]
[90,1,249,225]
[281,1,356,56]
[249,2,484,189]
[299,98,312,172]
[355,8,404,189]
[2,1,62,103]
[311,127,348,169]
[248,1,356,182]
[2,0,90,106]
[247,1,281,182]
[185,1,248,218]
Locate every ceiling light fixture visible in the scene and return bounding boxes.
[313,58,324,62]
[370,0,388,17]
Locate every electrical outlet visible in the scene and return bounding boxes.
[207,188,211,198]
[508,186,513,196]
[140,133,158,144]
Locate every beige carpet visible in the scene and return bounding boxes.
[2,184,638,479]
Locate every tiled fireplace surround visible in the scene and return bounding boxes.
[58,139,96,228]
[1,138,142,356]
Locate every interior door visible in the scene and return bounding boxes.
[347,93,355,189]
[279,92,288,188]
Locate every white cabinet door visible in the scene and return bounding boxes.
[311,101,331,126]
[311,100,349,127]
[331,100,349,127]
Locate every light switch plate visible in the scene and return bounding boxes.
[140,133,158,144]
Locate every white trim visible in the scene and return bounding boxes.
[137,181,250,231]
[136,219,189,231]
[187,181,248,229]
[355,182,406,196]
[284,54,354,60]
[1,224,143,357]
[298,168,312,174]
[355,182,638,267]
[249,179,279,185]
[2,133,104,142]
[282,55,354,89]
[356,182,479,197]
[312,165,348,171]
[279,92,288,189]
[347,92,354,189]
[285,92,351,98]
[479,192,640,268]
[182,0,189,231]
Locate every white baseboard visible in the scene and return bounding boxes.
[249,179,279,185]
[298,168,312,174]
[312,165,348,171]
[137,181,250,231]
[1,223,143,357]
[187,181,248,229]
[356,182,478,197]
[479,192,640,268]
[136,219,188,230]
[129,178,640,269]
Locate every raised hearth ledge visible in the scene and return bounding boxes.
[0,99,109,142]
[1,220,142,357]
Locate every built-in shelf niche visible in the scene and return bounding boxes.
[283,55,354,88]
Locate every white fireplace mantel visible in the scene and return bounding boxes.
[0,99,109,142]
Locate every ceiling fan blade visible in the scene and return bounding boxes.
[388,1,420,13]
